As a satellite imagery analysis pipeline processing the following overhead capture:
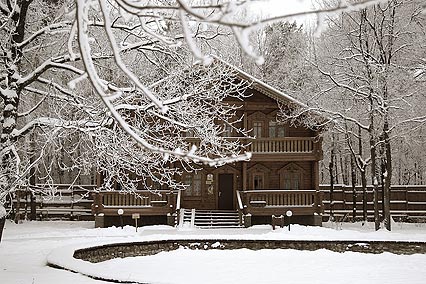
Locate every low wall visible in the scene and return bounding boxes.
[74,239,426,263]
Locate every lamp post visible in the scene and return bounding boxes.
[117,209,124,229]
[286,210,293,231]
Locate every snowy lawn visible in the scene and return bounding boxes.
[1,220,426,284]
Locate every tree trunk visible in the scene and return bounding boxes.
[383,118,392,231]
[358,126,368,223]
[370,132,380,230]
[29,139,37,221]
[0,217,5,243]
[329,133,336,220]
[351,154,357,221]
[14,190,21,224]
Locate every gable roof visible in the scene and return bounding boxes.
[213,57,309,110]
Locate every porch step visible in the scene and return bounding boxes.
[179,209,243,228]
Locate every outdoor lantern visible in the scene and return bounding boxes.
[286,210,293,231]
[117,209,124,229]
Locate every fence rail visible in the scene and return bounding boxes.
[10,184,96,220]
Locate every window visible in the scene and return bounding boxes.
[283,171,300,190]
[253,173,264,189]
[269,121,285,138]
[222,124,232,137]
[184,129,195,137]
[253,121,263,138]
[183,173,202,196]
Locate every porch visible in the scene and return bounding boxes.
[91,189,323,227]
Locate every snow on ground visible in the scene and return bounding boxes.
[1,220,426,284]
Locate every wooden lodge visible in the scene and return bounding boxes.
[92,61,324,228]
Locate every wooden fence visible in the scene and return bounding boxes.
[9,184,95,220]
[8,184,426,222]
[320,184,426,221]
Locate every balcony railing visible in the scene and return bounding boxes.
[185,137,321,155]
[248,137,317,153]
[238,189,323,216]
[92,190,178,216]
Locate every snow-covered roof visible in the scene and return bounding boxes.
[213,56,309,109]
[149,56,309,109]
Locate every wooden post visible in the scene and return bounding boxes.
[242,162,247,191]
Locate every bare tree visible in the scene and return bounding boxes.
[284,0,426,230]
[0,0,396,237]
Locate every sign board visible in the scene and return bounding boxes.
[132,213,140,219]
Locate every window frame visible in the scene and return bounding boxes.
[183,172,203,196]
[253,121,263,138]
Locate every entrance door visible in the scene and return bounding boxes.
[218,174,234,210]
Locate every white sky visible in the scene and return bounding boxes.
[249,0,316,23]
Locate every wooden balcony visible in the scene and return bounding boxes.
[247,137,322,161]
[237,189,323,216]
[185,137,322,161]
[91,190,178,216]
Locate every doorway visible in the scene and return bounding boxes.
[218,174,234,210]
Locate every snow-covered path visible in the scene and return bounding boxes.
[1,220,426,284]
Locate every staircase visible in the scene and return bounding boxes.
[178,209,243,228]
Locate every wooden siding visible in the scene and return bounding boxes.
[245,161,313,190]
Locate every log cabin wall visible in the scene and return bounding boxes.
[245,161,313,190]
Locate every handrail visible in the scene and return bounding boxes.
[236,190,244,210]
[236,190,245,227]
[176,189,182,211]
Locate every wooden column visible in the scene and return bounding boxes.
[242,162,247,191]
[313,161,320,191]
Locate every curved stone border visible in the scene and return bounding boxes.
[74,239,426,263]
[48,239,426,283]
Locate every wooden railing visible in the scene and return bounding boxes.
[236,190,244,225]
[92,190,177,216]
[11,184,96,220]
[238,189,323,216]
[248,137,317,153]
[185,137,321,154]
